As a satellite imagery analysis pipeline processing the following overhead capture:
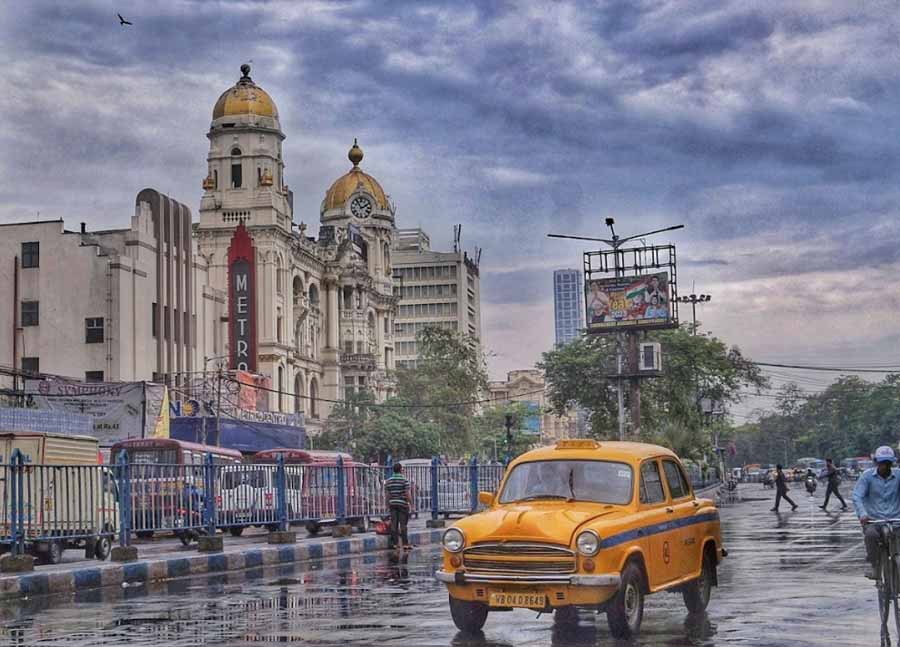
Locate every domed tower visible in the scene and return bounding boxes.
[320,140,396,281]
[318,141,398,399]
[198,64,292,241]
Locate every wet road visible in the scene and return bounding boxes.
[0,484,883,646]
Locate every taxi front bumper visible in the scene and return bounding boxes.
[435,570,620,587]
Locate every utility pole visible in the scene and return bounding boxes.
[504,413,513,463]
[676,292,711,335]
[215,364,223,448]
[550,219,683,441]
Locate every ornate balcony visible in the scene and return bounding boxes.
[341,353,377,370]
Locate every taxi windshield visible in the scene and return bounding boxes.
[498,460,633,505]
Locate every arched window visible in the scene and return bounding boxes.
[275,255,283,294]
[308,284,319,305]
[383,243,391,276]
[231,148,242,188]
[293,276,304,303]
[213,169,218,189]
[294,373,305,414]
[309,378,319,419]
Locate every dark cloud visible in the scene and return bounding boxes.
[3,0,900,376]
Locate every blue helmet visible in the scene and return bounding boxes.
[875,446,896,464]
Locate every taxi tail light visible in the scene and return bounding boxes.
[265,492,274,507]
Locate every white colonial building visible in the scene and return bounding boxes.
[0,193,225,386]
[194,64,398,425]
[1,64,406,434]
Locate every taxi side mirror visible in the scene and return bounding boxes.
[478,491,494,506]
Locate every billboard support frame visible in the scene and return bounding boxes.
[583,243,680,441]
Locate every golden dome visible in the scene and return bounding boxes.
[212,64,278,120]
[323,140,389,211]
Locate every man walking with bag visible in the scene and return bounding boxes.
[819,457,848,511]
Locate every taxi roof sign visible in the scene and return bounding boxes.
[555,439,600,450]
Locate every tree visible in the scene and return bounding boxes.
[395,327,489,456]
[315,392,442,463]
[539,325,767,457]
[473,402,541,461]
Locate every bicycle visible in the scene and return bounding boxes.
[867,519,900,647]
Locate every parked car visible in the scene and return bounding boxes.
[435,439,726,638]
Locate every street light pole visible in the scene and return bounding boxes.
[675,293,711,335]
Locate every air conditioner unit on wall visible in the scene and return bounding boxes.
[639,342,662,372]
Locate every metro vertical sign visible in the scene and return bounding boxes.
[227,222,257,372]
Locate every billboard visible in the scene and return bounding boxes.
[586,271,671,332]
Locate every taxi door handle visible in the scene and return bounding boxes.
[666,507,674,514]
[692,501,700,508]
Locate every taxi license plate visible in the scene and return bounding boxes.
[488,592,546,609]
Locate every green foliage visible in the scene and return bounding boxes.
[395,327,490,456]
[473,402,541,461]
[732,375,900,465]
[538,325,767,458]
[318,327,491,461]
[315,391,442,463]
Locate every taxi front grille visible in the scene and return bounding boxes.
[463,543,576,574]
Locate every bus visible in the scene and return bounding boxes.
[109,438,242,538]
[217,448,379,536]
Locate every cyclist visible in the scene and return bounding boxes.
[852,446,900,579]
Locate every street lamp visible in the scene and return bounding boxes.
[675,293,711,335]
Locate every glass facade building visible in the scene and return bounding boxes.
[553,269,583,345]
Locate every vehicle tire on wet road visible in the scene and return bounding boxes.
[305,522,320,536]
[607,561,644,639]
[449,595,488,633]
[136,530,154,540]
[94,533,112,561]
[553,605,579,627]
[682,551,714,613]
[229,526,245,537]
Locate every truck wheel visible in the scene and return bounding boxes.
[305,522,320,537]
[47,541,64,565]
[229,526,245,537]
[683,552,714,613]
[177,532,193,547]
[95,534,112,561]
[449,595,488,633]
[607,562,644,639]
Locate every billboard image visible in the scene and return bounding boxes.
[586,272,671,332]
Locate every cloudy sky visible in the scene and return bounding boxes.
[3,1,899,415]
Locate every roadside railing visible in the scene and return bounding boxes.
[0,453,509,560]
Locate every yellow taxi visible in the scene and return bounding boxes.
[435,439,726,638]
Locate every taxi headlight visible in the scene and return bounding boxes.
[576,530,600,556]
[442,528,466,553]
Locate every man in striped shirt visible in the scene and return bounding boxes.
[385,463,411,549]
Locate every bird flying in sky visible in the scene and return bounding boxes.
[117,13,132,26]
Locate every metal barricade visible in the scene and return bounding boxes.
[0,451,118,562]
[435,462,473,516]
[216,462,281,533]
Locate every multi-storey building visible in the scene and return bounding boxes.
[487,369,576,443]
[553,268,583,345]
[1,64,403,435]
[194,64,399,425]
[0,193,225,386]
[391,228,481,368]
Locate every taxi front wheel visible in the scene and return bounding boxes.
[607,562,645,639]
[449,595,488,633]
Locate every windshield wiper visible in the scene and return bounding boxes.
[568,469,576,502]
[515,494,568,502]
